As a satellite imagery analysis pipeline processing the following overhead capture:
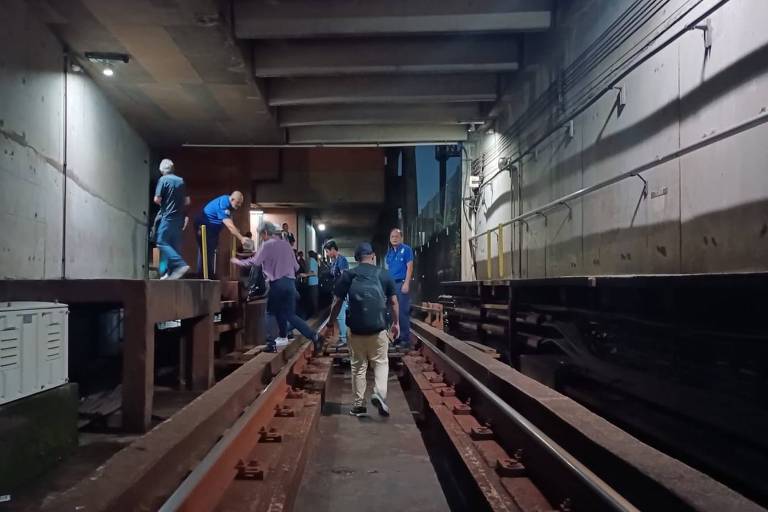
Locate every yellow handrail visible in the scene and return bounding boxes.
[486,230,492,279]
[497,225,504,277]
[201,225,209,280]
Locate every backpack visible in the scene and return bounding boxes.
[347,267,387,333]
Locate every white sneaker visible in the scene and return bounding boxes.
[371,391,390,417]
[168,265,190,280]
[160,273,170,280]
[274,337,290,347]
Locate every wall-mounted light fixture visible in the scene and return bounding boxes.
[84,52,130,78]
[318,224,326,231]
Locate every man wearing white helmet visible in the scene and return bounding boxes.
[153,158,190,279]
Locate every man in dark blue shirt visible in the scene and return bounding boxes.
[323,240,349,347]
[194,191,248,279]
[385,228,414,348]
[153,159,190,279]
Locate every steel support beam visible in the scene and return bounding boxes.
[288,124,468,144]
[268,74,497,106]
[253,36,520,77]
[234,0,552,38]
[278,103,485,127]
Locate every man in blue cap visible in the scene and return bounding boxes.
[323,242,399,417]
[385,227,414,348]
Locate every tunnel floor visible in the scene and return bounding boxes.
[294,366,450,512]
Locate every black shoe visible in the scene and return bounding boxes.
[313,335,326,357]
[371,392,390,416]
[349,406,367,417]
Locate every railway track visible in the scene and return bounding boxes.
[406,318,764,512]
[159,342,331,512]
[43,317,762,512]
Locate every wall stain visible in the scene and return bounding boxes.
[66,167,147,227]
[0,125,62,172]
[1,125,145,228]
[760,223,767,237]
[656,246,668,257]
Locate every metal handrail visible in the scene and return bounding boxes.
[469,108,768,249]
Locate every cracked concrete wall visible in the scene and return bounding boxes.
[0,0,149,279]
[465,0,768,279]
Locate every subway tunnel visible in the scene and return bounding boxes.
[1,1,768,511]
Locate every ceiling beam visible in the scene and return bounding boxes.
[287,125,468,144]
[278,104,486,127]
[268,74,497,107]
[234,0,552,38]
[253,36,520,77]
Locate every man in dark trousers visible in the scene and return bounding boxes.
[324,240,349,347]
[195,191,248,278]
[232,222,323,353]
[153,158,190,279]
[323,243,399,417]
[385,228,414,348]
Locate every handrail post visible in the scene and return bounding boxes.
[201,225,209,280]
[486,231,492,279]
[497,225,504,278]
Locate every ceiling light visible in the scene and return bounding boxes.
[85,51,129,79]
[318,224,326,231]
[254,210,264,215]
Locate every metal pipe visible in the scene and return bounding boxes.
[486,231,492,278]
[470,107,768,242]
[201,225,209,280]
[497,225,504,277]
[61,50,69,278]
[416,334,638,512]
[181,142,454,149]
[450,307,482,319]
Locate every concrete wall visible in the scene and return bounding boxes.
[465,0,768,279]
[0,1,149,279]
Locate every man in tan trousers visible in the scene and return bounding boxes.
[323,243,399,416]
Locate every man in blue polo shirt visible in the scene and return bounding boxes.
[386,228,414,348]
[195,191,248,278]
[324,240,349,347]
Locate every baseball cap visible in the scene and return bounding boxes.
[354,242,374,261]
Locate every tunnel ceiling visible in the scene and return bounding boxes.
[32,0,553,147]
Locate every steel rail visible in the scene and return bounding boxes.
[413,331,639,512]
[160,316,330,512]
[158,343,310,512]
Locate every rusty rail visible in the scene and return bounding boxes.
[408,330,636,512]
[160,342,329,511]
[408,318,765,512]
